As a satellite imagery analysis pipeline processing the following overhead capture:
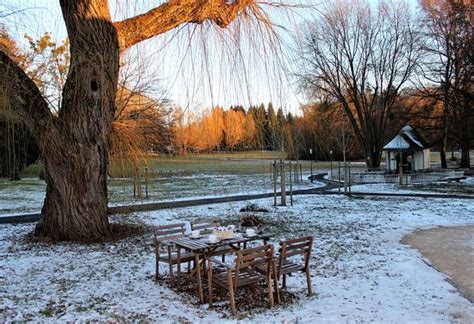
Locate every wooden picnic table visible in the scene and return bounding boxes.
[169,232,271,303]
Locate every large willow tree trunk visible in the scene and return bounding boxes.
[2,0,253,242]
[35,0,119,241]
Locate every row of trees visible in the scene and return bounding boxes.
[173,104,295,153]
[297,0,472,168]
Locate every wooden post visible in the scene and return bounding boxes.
[133,173,136,198]
[348,162,351,196]
[273,161,277,206]
[280,159,286,206]
[399,150,403,186]
[300,163,303,182]
[338,162,341,194]
[296,162,300,183]
[133,167,142,198]
[344,162,348,195]
[144,166,149,199]
[289,161,293,206]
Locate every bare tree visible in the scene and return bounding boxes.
[419,0,473,168]
[297,0,421,168]
[0,0,260,242]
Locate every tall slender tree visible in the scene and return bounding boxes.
[0,0,258,241]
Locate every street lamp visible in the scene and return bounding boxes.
[309,148,313,183]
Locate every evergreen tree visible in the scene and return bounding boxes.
[276,107,286,151]
[266,103,277,150]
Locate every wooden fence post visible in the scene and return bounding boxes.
[289,161,293,206]
[273,161,277,206]
[144,166,149,199]
[280,159,286,206]
[300,163,303,182]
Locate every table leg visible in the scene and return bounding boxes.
[168,245,175,287]
[207,258,213,308]
[195,254,204,303]
[177,247,182,290]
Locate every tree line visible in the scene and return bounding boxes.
[297,0,472,168]
[172,103,297,154]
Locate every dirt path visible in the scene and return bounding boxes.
[402,225,474,304]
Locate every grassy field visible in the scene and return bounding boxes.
[108,151,287,177]
[1,151,326,214]
[4,150,470,215]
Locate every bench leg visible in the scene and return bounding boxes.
[227,270,236,316]
[267,271,274,307]
[272,262,280,304]
[156,248,160,280]
[306,268,313,296]
[168,246,175,287]
[177,248,181,290]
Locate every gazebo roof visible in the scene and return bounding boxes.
[383,125,429,152]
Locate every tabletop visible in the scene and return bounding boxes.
[169,232,271,253]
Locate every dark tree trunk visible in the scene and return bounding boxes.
[370,150,381,169]
[460,144,470,169]
[36,143,111,241]
[35,0,119,241]
[440,122,448,169]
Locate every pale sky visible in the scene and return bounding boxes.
[2,1,324,115]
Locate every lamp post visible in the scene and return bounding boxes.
[309,148,313,183]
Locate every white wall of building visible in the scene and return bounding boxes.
[423,148,431,169]
[384,148,430,171]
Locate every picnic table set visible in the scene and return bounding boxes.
[154,220,313,316]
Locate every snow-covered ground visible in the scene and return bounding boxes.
[345,182,474,195]
[346,182,444,194]
[0,175,323,215]
[461,177,474,185]
[1,194,473,322]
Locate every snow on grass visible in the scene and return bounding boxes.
[347,182,474,195]
[462,177,474,185]
[0,179,46,215]
[346,182,434,194]
[0,176,324,215]
[1,194,473,322]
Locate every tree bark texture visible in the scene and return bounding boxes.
[3,0,254,241]
[34,0,119,241]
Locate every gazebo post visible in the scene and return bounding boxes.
[399,149,403,185]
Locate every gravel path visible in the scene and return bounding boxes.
[403,225,474,304]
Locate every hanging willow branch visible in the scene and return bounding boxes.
[0,50,58,151]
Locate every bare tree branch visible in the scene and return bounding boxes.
[115,0,255,51]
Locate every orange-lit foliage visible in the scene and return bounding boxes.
[224,109,246,149]
[174,106,259,153]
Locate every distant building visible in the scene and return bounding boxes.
[383,125,430,172]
